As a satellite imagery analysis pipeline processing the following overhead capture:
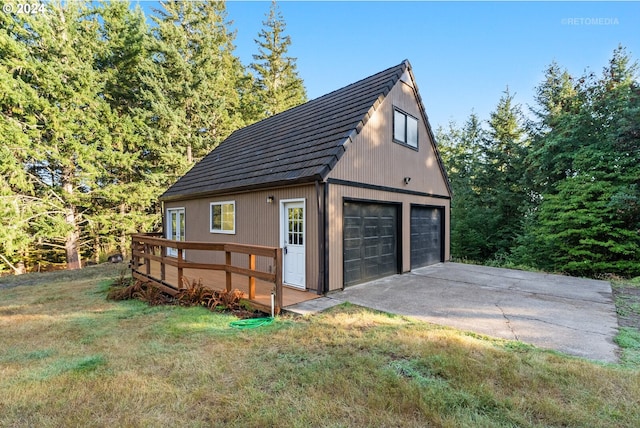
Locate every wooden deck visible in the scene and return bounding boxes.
[134,260,318,308]
[130,233,318,314]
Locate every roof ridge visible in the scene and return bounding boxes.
[306,60,408,104]
[234,61,409,132]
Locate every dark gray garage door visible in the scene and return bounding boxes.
[344,202,398,287]
[410,206,443,268]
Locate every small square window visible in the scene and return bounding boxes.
[210,201,235,234]
[393,108,418,148]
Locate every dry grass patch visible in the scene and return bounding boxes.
[1,268,640,427]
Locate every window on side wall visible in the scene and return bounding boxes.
[210,201,235,234]
[393,108,418,149]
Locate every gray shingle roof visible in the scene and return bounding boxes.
[160,61,410,201]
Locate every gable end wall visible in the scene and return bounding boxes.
[327,79,450,197]
[325,77,451,292]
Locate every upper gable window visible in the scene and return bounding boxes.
[393,108,418,149]
[210,201,235,234]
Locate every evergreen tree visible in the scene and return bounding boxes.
[1,1,112,270]
[89,1,161,259]
[481,89,529,257]
[146,0,245,170]
[526,62,581,196]
[0,7,43,271]
[437,114,490,260]
[518,47,640,277]
[250,0,306,118]
[439,91,529,264]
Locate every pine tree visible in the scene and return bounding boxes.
[89,1,161,259]
[437,114,490,260]
[0,8,44,271]
[519,47,640,277]
[1,1,113,270]
[250,0,306,118]
[481,89,529,257]
[146,0,245,170]
[526,62,581,196]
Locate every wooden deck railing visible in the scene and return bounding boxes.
[130,233,283,314]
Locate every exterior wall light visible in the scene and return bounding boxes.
[403,177,411,185]
[266,196,275,204]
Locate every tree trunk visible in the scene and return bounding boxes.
[65,207,81,270]
[119,203,128,258]
[187,144,193,163]
[0,254,25,275]
[93,234,101,264]
[62,174,81,270]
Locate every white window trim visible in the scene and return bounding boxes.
[210,201,236,234]
[393,107,419,149]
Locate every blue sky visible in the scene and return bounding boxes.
[138,1,640,130]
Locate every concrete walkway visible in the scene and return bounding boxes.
[286,263,619,363]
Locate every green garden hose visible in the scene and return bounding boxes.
[229,317,274,329]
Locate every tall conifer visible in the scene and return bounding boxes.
[146,0,244,169]
[250,1,306,118]
[1,1,111,269]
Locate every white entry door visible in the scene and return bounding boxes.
[166,208,185,257]
[282,200,305,288]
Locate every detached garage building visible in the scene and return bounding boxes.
[160,60,451,294]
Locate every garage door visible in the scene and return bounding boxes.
[411,206,443,269]
[344,202,398,287]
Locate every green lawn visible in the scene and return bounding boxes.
[1,265,639,427]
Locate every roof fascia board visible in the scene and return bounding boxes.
[159,175,322,202]
[404,61,454,197]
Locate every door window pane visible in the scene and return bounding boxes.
[166,208,185,257]
[171,213,177,240]
[287,207,304,246]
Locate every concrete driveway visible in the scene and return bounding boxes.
[289,263,619,362]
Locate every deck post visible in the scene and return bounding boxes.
[130,236,137,274]
[275,248,283,312]
[177,248,183,289]
[145,243,151,276]
[225,250,232,292]
[160,243,166,282]
[248,254,256,300]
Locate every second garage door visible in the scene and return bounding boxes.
[343,201,399,287]
[410,206,443,269]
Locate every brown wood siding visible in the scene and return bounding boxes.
[327,80,450,198]
[164,184,320,292]
[327,183,450,292]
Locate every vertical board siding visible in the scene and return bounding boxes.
[327,184,450,292]
[325,75,451,292]
[327,80,450,198]
[164,184,319,291]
